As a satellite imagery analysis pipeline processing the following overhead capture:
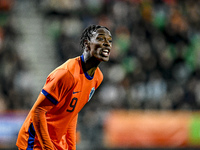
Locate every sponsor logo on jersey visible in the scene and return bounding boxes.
[73,91,81,94]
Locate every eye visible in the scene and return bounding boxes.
[97,37,103,41]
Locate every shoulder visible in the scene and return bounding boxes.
[57,56,80,71]
[45,69,74,89]
[47,57,80,84]
[52,56,80,76]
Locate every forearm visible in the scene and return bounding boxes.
[66,115,78,150]
[66,129,76,150]
[32,108,54,150]
[31,93,55,150]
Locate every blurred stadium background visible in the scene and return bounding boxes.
[1,0,200,149]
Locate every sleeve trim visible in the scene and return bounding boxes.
[41,89,58,105]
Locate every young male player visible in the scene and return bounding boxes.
[16,25,112,150]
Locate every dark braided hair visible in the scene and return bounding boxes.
[80,25,110,50]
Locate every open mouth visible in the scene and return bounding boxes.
[101,49,110,57]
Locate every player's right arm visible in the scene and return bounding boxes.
[31,69,74,150]
[31,93,55,150]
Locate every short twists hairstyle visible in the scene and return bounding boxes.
[80,25,110,50]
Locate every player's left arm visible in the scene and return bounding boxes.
[66,114,78,150]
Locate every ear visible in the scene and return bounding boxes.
[84,40,90,50]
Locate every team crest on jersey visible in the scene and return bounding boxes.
[88,87,95,102]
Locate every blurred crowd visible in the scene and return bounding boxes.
[0,0,31,111]
[1,0,200,148]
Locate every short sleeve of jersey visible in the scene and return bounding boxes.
[42,69,74,105]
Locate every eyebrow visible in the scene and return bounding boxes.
[97,33,112,37]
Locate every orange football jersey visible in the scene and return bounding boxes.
[16,55,103,150]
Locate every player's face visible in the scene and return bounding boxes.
[89,28,112,62]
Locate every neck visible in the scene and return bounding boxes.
[86,67,97,77]
[82,52,101,76]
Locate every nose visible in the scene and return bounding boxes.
[103,42,109,47]
[103,39,111,47]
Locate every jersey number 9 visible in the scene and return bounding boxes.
[67,97,78,112]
